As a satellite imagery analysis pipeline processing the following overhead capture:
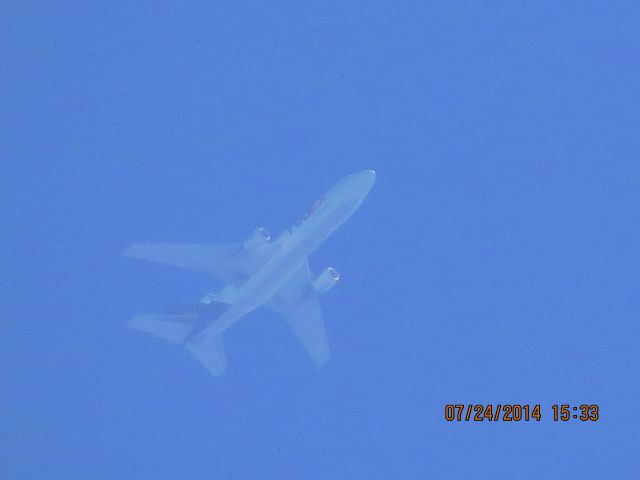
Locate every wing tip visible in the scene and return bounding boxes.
[313,350,331,367]
[122,243,143,258]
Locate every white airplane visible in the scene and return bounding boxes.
[124,169,376,376]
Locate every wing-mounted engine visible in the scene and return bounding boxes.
[313,267,340,294]
[243,227,271,251]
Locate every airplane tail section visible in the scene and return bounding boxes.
[200,284,241,305]
[128,307,242,377]
[127,314,194,344]
[181,306,243,376]
[185,334,227,376]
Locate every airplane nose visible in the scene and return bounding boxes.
[330,170,376,207]
[357,169,376,195]
[364,169,376,185]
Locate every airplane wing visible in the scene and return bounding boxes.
[268,260,330,366]
[123,242,277,285]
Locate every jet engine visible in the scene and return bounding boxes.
[243,227,271,250]
[313,267,340,294]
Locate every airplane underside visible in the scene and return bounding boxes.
[124,170,375,377]
[125,236,336,376]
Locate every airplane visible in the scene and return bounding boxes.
[124,169,376,376]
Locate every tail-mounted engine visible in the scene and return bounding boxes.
[243,227,271,250]
[313,267,340,294]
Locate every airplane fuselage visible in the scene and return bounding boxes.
[125,169,377,375]
[195,170,376,338]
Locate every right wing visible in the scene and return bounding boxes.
[282,295,330,366]
[123,242,277,284]
[268,261,330,366]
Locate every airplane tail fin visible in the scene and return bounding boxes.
[200,284,241,305]
[127,314,194,344]
[185,334,227,376]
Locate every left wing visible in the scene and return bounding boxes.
[268,260,330,366]
[123,241,278,285]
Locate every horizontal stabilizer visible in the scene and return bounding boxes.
[127,314,194,344]
[185,335,227,376]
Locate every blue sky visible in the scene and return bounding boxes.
[3,1,639,478]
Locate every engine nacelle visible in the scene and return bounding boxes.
[243,227,271,250]
[313,267,340,294]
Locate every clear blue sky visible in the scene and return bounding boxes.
[3,2,639,478]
